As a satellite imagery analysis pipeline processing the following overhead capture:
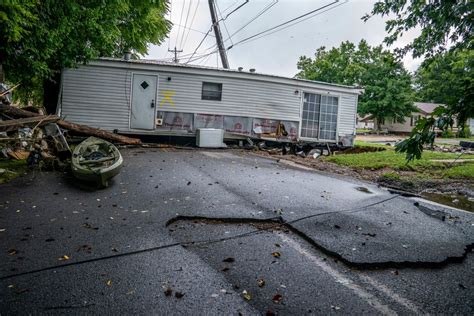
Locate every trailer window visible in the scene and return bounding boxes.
[202,82,222,101]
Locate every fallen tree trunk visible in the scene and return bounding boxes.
[0,104,141,145]
[0,115,59,132]
[0,104,38,118]
[56,120,141,145]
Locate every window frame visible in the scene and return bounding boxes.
[201,82,223,101]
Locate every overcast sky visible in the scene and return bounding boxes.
[147,0,422,77]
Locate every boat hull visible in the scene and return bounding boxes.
[71,137,123,187]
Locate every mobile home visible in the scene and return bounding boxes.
[59,58,362,146]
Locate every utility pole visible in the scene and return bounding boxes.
[208,0,229,69]
[168,46,183,63]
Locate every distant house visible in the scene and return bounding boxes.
[377,102,442,133]
[356,114,374,130]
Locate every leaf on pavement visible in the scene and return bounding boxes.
[58,255,70,261]
[272,294,283,304]
[7,249,17,255]
[223,257,235,263]
[106,280,112,286]
[257,279,265,287]
[242,290,251,301]
[175,291,185,298]
[164,287,173,296]
[271,252,281,258]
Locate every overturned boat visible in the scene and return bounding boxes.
[71,137,123,187]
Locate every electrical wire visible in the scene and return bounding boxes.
[179,0,193,49]
[224,0,278,44]
[220,0,241,15]
[215,0,234,46]
[174,0,187,48]
[234,0,348,48]
[0,194,401,281]
[227,0,339,50]
[187,48,220,63]
[185,26,214,63]
[223,0,249,19]
[186,0,249,64]
[181,0,201,49]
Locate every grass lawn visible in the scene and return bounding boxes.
[354,140,391,148]
[356,128,373,134]
[326,145,474,179]
[0,159,28,184]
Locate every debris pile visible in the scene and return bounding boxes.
[0,90,140,177]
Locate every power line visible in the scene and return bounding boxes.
[223,0,249,20]
[187,48,220,63]
[227,0,340,50]
[181,0,201,49]
[215,0,233,46]
[186,0,249,65]
[179,0,193,49]
[174,0,187,48]
[174,23,215,37]
[221,0,241,14]
[234,0,347,47]
[185,26,214,63]
[223,0,278,45]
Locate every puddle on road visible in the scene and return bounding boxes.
[421,192,474,213]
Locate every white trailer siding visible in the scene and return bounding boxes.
[61,66,131,131]
[338,94,358,136]
[156,71,301,121]
[60,59,361,143]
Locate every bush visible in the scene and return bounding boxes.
[441,129,455,138]
[458,126,471,138]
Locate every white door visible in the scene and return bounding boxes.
[130,74,157,130]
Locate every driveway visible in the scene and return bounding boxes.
[1,148,473,314]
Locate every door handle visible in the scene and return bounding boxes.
[151,99,155,108]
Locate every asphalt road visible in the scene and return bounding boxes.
[0,148,473,315]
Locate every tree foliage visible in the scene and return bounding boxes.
[0,0,171,102]
[296,40,415,129]
[363,0,473,58]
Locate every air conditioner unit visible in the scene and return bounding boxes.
[196,128,226,148]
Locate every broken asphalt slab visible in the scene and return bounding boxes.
[289,197,474,267]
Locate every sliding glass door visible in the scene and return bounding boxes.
[301,93,338,141]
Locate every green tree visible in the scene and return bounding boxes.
[0,0,171,103]
[363,0,473,58]
[415,49,474,128]
[364,0,474,160]
[296,40,415,130]
[396,49,474,160]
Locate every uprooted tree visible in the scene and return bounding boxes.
[0,0,171,106]
[296,40,415,130]
[363,0,474,160]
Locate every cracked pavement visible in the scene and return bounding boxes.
[0,148,473,314]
